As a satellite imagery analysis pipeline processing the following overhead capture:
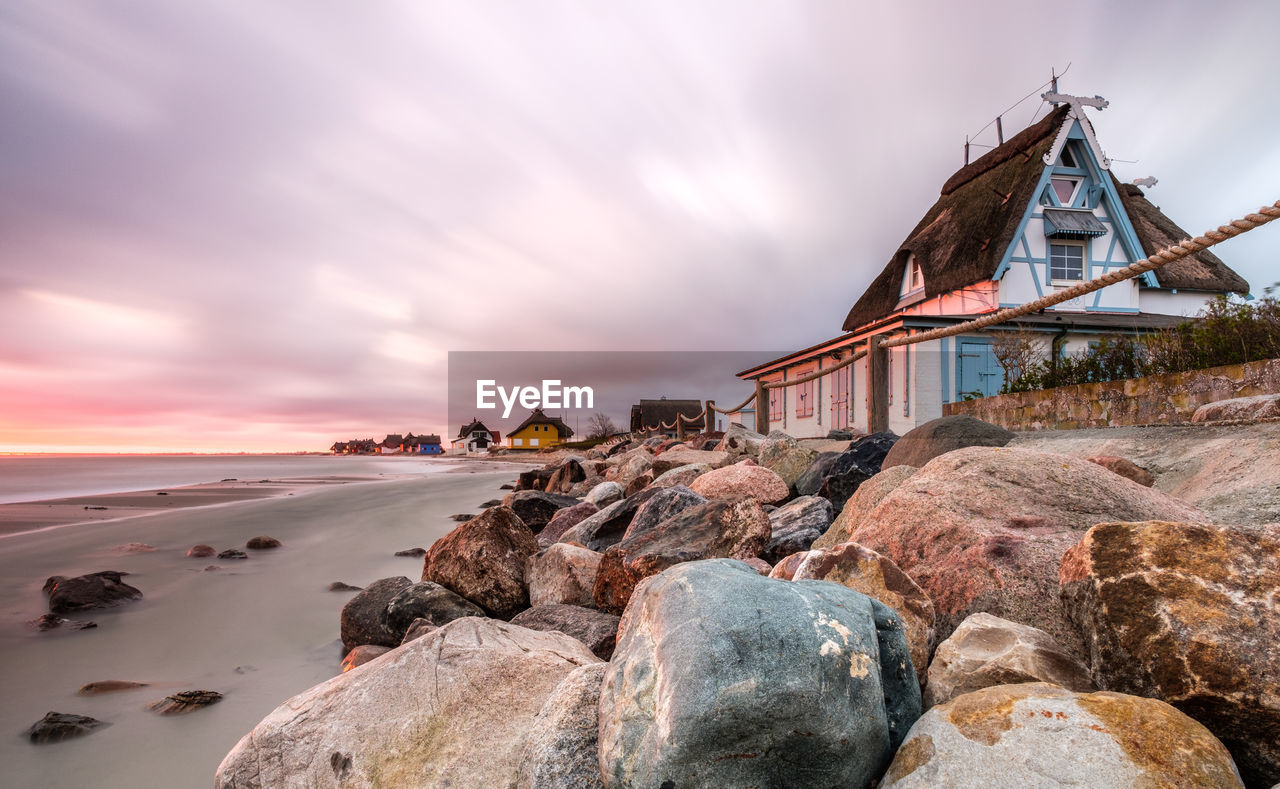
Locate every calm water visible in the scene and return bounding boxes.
[0,454,446,504]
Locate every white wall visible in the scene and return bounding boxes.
[1140,289,1220,317]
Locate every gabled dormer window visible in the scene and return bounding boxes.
[1050,177,1082,206]
[900,254,924,298]
[1059,146,1077,168]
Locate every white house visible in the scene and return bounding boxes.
[450,419,500,455]
[736,94,1250,438]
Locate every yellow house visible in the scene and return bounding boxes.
[508,408,574,449]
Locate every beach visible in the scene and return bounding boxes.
[0,457,524,788]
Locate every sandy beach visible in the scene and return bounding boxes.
[0,460,524,788]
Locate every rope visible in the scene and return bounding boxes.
[880,201,1280,349]
[762,348,867,390]
[709,391,759,415]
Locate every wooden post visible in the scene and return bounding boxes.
[676,417,685,440]
[755,379,770,435]
[868,335,889,434]
[704,400,715,433]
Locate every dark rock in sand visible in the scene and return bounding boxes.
[28,613,97,632]
[501,490,579,533]
[148,689,223,715]
[881,415,1013,469]
[449,513,473,522]
[384,581,485,636]
[109,542,156,553]
[537,501,598,548]
[203,565,221,572]
[394,547,426,558]
[327,581,362,592]
[510,604,621,660]
[500,483,515,490]
[421,506,539,619]
[339,576,412,652]
[571,488,662,552]
[187,544,216,558]
[400,617,439,645]
[245,536,281,549]
[340,645,390,672]
[46,571,142,615]
[217,549,248,560]
[78,680,149,696]
[26,712,109,743]
[480,499,502,508]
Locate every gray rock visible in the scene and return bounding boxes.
[45,571,142,615]
[147,689,223,715]
[648,462,712,489]
[509,604,620,660]
[393,547,426,557]
[515,663,606,789]
[218,549,248,560]
[570,488,661,552]
[583,481,624,508]
[537,501,598,548]
[526,543,602,608]
[881,414,1013,469]
[598,559,920,788]
[384,581,485,636]
[339,576,412,652]
[620,485,707,542]
[762,495,833,564]
[713,424,766,457]
[501,491,580,534]
[328,581,362,592]
[26,712,109,743]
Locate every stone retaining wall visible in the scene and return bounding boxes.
[943,358,1280,431]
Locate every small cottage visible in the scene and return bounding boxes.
[629,398,704,437]
[416,434,443,455]
[508,408,574,449]
[451,419,500,454]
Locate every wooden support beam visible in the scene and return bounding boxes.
[868,335,889,434]
[755,379,770,436]
[705,400,715,433]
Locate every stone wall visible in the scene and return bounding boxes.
[943,358,1280,431]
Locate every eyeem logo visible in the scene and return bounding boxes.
[476,379,594,418]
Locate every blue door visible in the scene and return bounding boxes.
[958,340,1002,399]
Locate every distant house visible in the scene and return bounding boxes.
[508,408,574,449]
[451,419,500,454]
[735,94,1249,438]
[630,398,704,437]
[416,434,443,455]
[379,434,405,454]
[330,441,349,455]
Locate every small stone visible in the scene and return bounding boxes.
[147,690,223,715]
[26,712,109,744]
[340,645,391,672]
[187,545,216,558]
[78,680,149,696]
[328,581,362,592]
[500,483,515,489]
[480,499,502,508]
[400,618,438,645]
[450,513,474,522]
[217,549,248,560]
[109,542,156,553]
[28,613,97,631]
[1086,455,1155,487]
[394,547,426,557]
[245,536,281,549]
[203,565,221,572]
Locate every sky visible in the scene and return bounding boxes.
[1,1,1277,453]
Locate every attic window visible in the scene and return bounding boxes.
[1051,177,1081,206]
[1059,146,1077,168]
[900,254,924,297]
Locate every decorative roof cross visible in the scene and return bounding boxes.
[1040,91,1111,170]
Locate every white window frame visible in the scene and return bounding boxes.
[1049,241,1086,284]
[1049,176,1083,207]
[900,254,924,298]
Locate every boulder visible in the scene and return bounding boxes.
[567,475,605,498]
[394,547,426,558]
[340,576,412,652]
[713,424,766,457]
[516,466,555,492]
[623,471,653,497]
[509,604,620,660]
[881,415,1014,469]
[598,559,920,788]
[605,450,652,490]
[215,618,600,788]
[45,571,142,615]
[1192,393,1280,423]
[384,581,485,636]
[648,462,711,489]
[583,481,623,509]
[785,541,935,687]
[26,712,109,744]
[1086,455,1155,487]
[924,612,1094,708]
[218,549,248,560]
[650,446,731,474]
[449,513,473,522]
[756,430,798,466]
[340,646,391,673]
[328,581,361,592]
[761,495,832,564]
[501,491,580,534]
[880,683,1243,788]
[741,557,772,575]
[545,459,586,494]
[515,663,606,789]
[148,689,223,715]
[687,462,789,504]
[809,432,899,514]
[762,446,820,494]
[849,447,1204,650]
[684,430,724,451]
[568,488,661,552]
[421,505,539,619]
[620,485,707,542]
[526,543,603,608]
[245,536,281,550]
[28,613,96,631]
[1060,520,1280,787]
[767,552,807,581]
[186,545,216,558]
[592,498,772,614]
[537,501,598,548]
[813,465,917,550]
[400,618,438,645]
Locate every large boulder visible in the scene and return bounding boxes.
[761,495,832,564]
[515,663,607,789]
[849,446,1204,650]
[526,543,602,608]
[713,424,766,457]
[794,451,840,497]
[583,481,624,509]
[620,485,706,542]
[813,465,917,550]
[808,432,899,514]
[1192,392,1280,423]
[340,576,412,652]
[516,466,556,492]
[215,618,600,788]
[567,488,661,553]
[592,497,771,614]
[881,683,1243,788]
[421,506,539,619]
[545,459,587,494]
[537,501,598,548]
[1060,520,1280,787]
[780,541,935,687]
[924,612,1094,708]
[509,604,620,660]
[684,430,724,451]
[648,462,711,490]
[687,461,789,504]
[881,415,1014,469]
[45,571,142,615]
[763,446,820,494]
[384,581,484,636]
[604,450,652,490]
[650,446,730,474]
[598,559,920,788]
[501,491,580,534]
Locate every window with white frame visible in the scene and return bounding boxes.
[1049,242,1085,282]
[900,253,924,297]
[1050,176,1082,207]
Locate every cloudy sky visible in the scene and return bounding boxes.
[1,1,1276,452]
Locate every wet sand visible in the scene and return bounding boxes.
[0,463,524,788]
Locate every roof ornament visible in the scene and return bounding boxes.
[1132,176,1158,189]
[1040,92,1111,170]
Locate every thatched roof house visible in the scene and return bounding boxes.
[630,398,703,434]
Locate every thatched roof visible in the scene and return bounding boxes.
[630,399,702,432]
[841,105,1249,332]
[1113,181,1250,294]
[509,408,574,439]
[456,419,493,439]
